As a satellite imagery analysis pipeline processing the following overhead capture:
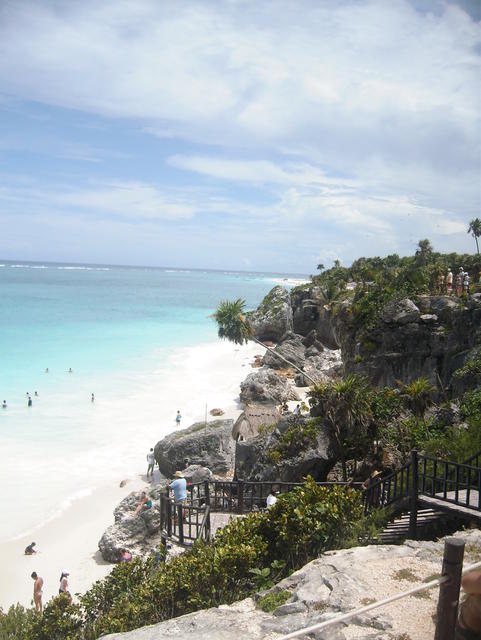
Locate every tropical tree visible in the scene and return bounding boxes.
[308,375,373,480]
[414,239,434,266]
[468,218,481,255]
[213,298,318,385]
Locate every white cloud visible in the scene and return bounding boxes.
[0,0,479,268]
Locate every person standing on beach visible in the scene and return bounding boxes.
[146,448,155,478]
[91,393,95,403]
[176,410,181,426]
[31,572,43,613]
[28,395,33,407]
[59,570,71,601]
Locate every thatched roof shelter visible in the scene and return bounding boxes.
[232,405,281,441]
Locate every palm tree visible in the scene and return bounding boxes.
[307,375,372,481]
[468,218,481,255]
[213,298,318,385]
[414,239,433,266]
[400,378,435,417]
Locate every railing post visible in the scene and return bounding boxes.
[166,495,172,537]
[178,505,184,545]
[238,480,244,514]
[434,538,465,640]
[204,480,210,507]
[409,449,418,539]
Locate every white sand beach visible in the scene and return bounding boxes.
[0,340,264,611]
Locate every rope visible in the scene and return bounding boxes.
[275,560,481,640]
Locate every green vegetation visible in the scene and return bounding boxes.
[256,589,291,612]
[0,480,379,639]
[304,242,481,333]
[268,420,318,463]
[308,375,372,480]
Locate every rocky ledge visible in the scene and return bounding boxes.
[99,528,481,640]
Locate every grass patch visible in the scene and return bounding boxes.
[393,568,419,582]
[360,597,376,605]
[256,590,291,613]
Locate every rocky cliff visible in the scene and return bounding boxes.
[99,528,481,640]
[256,285,481,393]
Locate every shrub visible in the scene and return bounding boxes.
[0,481,379,639]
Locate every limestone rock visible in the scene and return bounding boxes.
[262,332,306,369]
[234,415,333,482]
[239,368,299,405]
[248,286,293,342]
[154,420,235,477]
[99,490,161,562]
[99,529,481,640]
[381,298,420,325]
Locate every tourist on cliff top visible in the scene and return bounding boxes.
[446,269,453,294]
[463,272,470,295]
[24,541,37,555]
[436,271,445,294]
[133,491,152,517]
[146,448,155,478]
[31,572,43,613]
[456,267,465,297]
[456,569,481,639]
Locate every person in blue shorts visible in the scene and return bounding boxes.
[176,410,181,426]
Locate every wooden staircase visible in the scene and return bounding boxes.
[379,507,447,544]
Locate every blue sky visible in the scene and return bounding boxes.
[0,0,480,273]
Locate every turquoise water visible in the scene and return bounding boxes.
[0,262,293,395]
[0,260,303,540]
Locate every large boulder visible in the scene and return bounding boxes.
[235,415,333,482]
[247,286,293,342]
[381,298,420,325]
[239,369,300,405]
[154,420,235,477]
[98,488,162,562]
[262,332,306,369]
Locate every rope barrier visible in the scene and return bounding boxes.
[275,560,481,640]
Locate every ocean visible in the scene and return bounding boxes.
[0,260,304,542]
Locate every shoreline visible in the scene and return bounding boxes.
[0,339,264,610]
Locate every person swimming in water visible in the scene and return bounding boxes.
[28,396,33,407]
[2,400,6,409]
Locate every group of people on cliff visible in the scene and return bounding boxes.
[436,266,475,296]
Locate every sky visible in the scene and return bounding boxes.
[0,0,480,273]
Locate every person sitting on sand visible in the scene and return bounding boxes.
[119,548,133,563]
[133,491,152,517]
[31,572,43,613]
[456,569,481,639]
[58,570,71,602]
[25,541,37,555]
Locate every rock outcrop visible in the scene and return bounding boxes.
[264,284,481,395]
[247,286,293,342]
[154,420,235,477]
[99,529,481,640]
[239,368,300,405]
[98,488,162,562]
[235,414,333,482]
